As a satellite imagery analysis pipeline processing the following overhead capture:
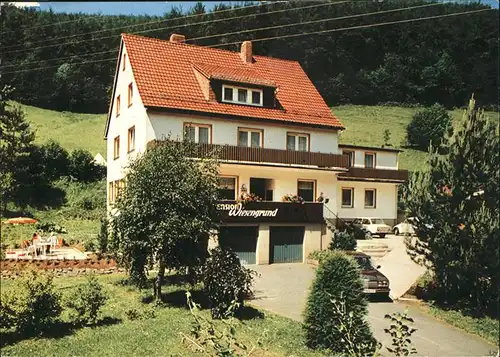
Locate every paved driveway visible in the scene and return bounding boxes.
[248,263,496,357]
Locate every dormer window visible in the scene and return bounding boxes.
[222,84,263,106]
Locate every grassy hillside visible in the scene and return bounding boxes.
[15,102,107,155]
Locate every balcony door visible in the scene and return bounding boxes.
[250,177,274,201]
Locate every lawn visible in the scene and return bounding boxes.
[424,304,499,346]
[0,274,322,357]
[12,101,107,155]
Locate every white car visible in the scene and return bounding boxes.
[393,217,433,235]
[352,217,392,238]
[392,217,417,236]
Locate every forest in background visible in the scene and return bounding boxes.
[0,0,498,113]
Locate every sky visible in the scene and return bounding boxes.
[33,1,499,15]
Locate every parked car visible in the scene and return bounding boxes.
[393,217,417,236]
[393,217,434,235]
[346,251,390,297]
[352,217,392,238]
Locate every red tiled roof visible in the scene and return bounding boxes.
[193,62,277,87]
[121,33,344,129]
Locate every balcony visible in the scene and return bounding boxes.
[216,201,324,223]
[338,167,409,183]
[147,140,349,170]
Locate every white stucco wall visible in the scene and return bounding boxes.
[146,112,340,154]
[106,43,149,205]
[336,181,398,220]
[340,147,399,170]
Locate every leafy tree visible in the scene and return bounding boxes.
[407,103,452,151]
[68,149,105,182]
[40,140,70,180]
[109,138,220,299]
[304,251,376,354]
[383,129,392,147]
[405,95,499,316]
[1,2,498,112]
[0,85,35,210]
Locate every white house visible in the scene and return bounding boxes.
[104,33,408,265]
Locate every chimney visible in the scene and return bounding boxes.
[240,41,252,64]
[169,33,185,44]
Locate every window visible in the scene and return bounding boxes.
[251,90,261,104]
[116,95,121,117]
[238,128,263,148]
[223,87,233,101]
[108,181,114,203]
[298,180,315,202]
[221,84,263,106]
[365,189,376,208]
[113,136,120,159]
[108,179,124,204]
[127,126,135,153]
[341,188,354,208]
[365,152,376,168]
[184,123,211,144]
[238,88,247,103]
[343,150,355,167]
[122,54,127,71]
[287,132,309,151]
[218,176,237,200]
[128,83,133,107]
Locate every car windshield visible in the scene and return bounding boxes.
[371,218,386,224]
[355,256,376,270]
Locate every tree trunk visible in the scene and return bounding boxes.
[154,257,166,301]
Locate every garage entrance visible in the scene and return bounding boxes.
[270,226,304,263]
[218,226,258,265]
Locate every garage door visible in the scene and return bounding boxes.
[270,226,304,263]
[218,227,257,265]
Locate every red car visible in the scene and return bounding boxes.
[346,251,390,297]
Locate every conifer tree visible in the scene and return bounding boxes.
[405,95,499,315]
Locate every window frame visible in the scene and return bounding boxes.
[364,152,376,169]
[221,84,263,107]
[218,175,239,201]
[342,150,355,167]
[364,188,377,209]
[183,122,212,144]
[127,126,135,153]
[128,83,133,107]
[237,127,264,148]
[113,136,120,160]
[122,53,127,71]
[341,187,354,208]
[297,179,316,202]
[108,181,115,203]
[116,95,121,117]
[286,132,310,152]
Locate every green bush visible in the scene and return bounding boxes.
[124,307,157,321]
[407,103,452,150]
[329,230,357,251]
[308,250,335,263]
[68,149,106,183]
[97,217,109,253]
[0,270,62,333]
[304,251,376,354]
[65,274,108,325]
[202,246,255,319]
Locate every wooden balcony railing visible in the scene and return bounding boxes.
[338,167,409,182]
[147,140,349,169]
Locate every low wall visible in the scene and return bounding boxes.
[0,258,125,279]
